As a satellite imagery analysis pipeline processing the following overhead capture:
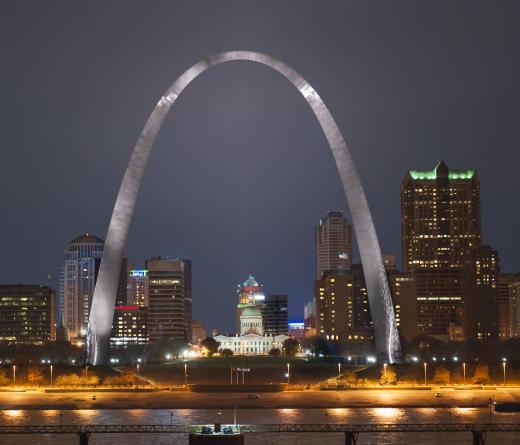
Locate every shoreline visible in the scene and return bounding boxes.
[2,389,520,411]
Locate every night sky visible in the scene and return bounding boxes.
[1,1,519,334]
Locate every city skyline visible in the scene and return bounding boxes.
[1,1,519,336]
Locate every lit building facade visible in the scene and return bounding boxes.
[288,322,305,341]
[509,282,520,338]
[387,271,418,343]
[497,272,520,340]
[110,305,148,347]
[262,294,288,336]
[0,285,55,344]
[316,211,352,279]
[315,267,372,343]
[146,257,191,342]
[127,269,149,307]
[60,234,104,342]
[463,245,499,340]
[401,161,480,338]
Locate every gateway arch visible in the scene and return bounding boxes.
[86,51,401,365]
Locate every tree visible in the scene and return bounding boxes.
[269,348,281,356]
[201,337,220,356]
[433,366,451,385]
[27,367,44,387]
[473,363,490,385]
[220,348,234,357]
[283,338,300,357]
[0,369,10,386]
[379,365,398,385]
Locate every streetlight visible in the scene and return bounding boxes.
[184,363,188,387]
[463,362,466,385]
[12,365,16,386]
[338,363,341,379]
[286,363,290,385]
[502,358,507,385]
[50,364,53,388]
[423,362,427,386]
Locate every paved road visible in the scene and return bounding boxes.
[1,389,520,410]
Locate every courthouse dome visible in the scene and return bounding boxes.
[69,233,105,244]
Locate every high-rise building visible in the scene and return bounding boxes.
[315,266,372,343]
[463,246,499,340]
[262,294,288,336]
[110,305,148,347]
[0,285,55,344]
[401,161,480,338]
[316,211,353,279]
[388,271,418,343]
[509,282,520,338]
[60,234,104,342]
[146,257,191,342]
[128,269,149,308]
[497,273,520,340]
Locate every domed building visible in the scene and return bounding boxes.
[214,275,289,355]
[240,305,263,336]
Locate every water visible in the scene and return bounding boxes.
[1,408,519,444]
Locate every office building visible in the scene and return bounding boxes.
[288,321,305,341]
[0,285,55,344]
[262,294,288,336]
[463,245,499,340]
[110,305,148,347]
[401,161,480,338]
[146,257,191,342]
[315,266,372,343]
[128,269,149,308]
[509,282,520,338]
[316,211,353,279]
[60,233,104,342]
[497,272,520,340]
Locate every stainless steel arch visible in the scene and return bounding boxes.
[86,51,401,365]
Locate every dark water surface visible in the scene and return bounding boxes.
[1,408,519,444]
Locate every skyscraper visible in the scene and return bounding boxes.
[146,257,191,342]
[463,246,499,340]
[0,285,55,344]
[262,294,288,336]
[316,211,353,279]
[401,161,480,337]
[127,269,149,308]
[60,234,104,343]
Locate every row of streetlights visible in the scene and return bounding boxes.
[407,357,509,385]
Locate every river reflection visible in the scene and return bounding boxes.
[0,408,519,444]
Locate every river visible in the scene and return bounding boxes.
[1,407,519,444]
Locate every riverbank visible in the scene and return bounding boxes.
[2,388,520,410]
